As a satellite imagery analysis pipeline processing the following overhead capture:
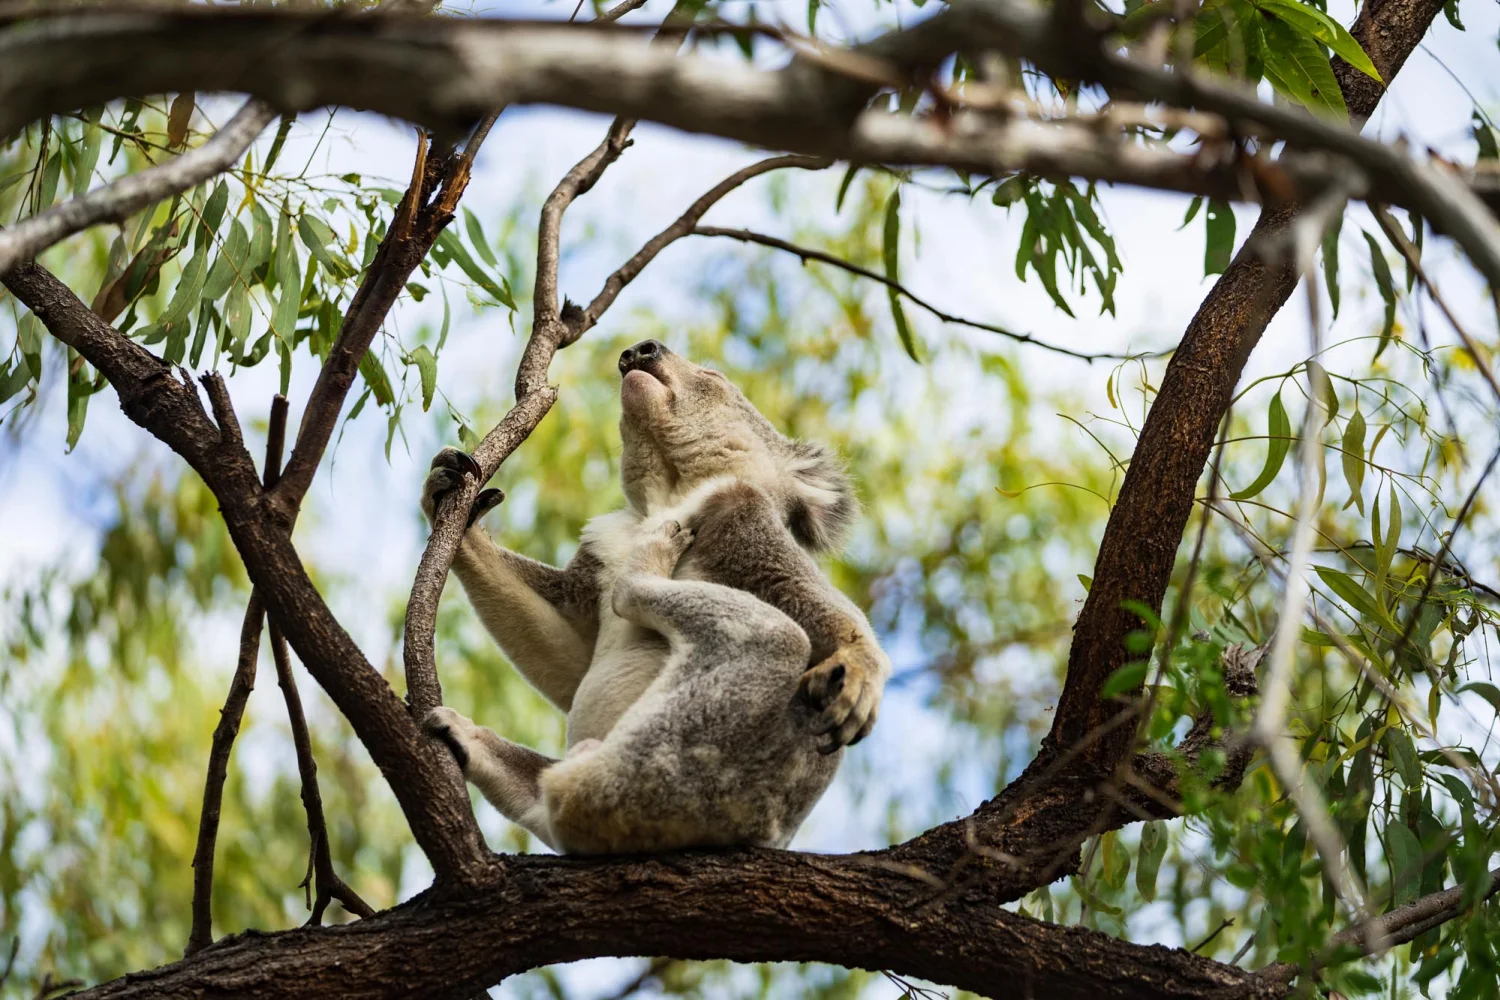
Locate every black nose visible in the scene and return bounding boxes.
[618,339,666,374]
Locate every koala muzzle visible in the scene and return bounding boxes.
[618,339,670,377]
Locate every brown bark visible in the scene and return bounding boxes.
[69,853,1268,1000]
[1044,0,1448,774]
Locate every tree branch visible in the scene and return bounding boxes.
[693,225,1163,363]
[1043,0,1446,777]
[0,99,276,277]
[186,392,288,957]
[3,5,1497,277]
[67,851,1268,1000]
[270,618,377,924]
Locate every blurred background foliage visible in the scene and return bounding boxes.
[2,0,1500,998]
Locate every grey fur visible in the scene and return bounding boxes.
[419,342,890,853]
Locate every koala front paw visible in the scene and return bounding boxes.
[422,706,476,771]
[421,447,503,528]
[799,639,887,754]
[627,519,695,578]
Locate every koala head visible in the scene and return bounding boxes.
[616,339,855,552]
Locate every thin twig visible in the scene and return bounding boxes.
[0,99,276,277]
[692,227,1165,363]
[185,393,289,956]
[1370,204,1500,406]
[1191,918,1234,953]
[270,619,376,923]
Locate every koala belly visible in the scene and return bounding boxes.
[540,646,840,855]
[566,619,669,745]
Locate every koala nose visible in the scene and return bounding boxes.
[618,339,667,374]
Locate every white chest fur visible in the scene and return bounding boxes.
[566,477,737,745]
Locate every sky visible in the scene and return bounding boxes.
[1,0,1498,996]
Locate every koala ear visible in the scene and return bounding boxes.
[783,441,857,552]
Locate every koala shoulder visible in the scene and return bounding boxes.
[771,438,858,553]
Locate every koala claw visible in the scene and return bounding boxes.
[430,446,481,479]
[800,641,885,754]
[468,488,506,528]
[422,706,474,771]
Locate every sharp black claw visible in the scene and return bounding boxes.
[455,451,481,479]
[467,488,505,528]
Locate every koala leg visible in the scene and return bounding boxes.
[609,522,811,670]
[540,521,817,854]
[422,707,561,849]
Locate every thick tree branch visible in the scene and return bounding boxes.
[694,225,1161,362]
[0,99,276,277]
[68,851,1270,1000]
[3,6,1497,277]
[1044,0,1446,776]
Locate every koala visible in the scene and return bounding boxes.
[420,339,889,854]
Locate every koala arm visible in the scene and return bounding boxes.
[687,481,890,751]
[450,532,601,710]
[423,449,600,711]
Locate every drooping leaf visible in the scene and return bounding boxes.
[1361,231,1398,359]
[72,115,103,198]
[1136,821,1168,902]
[435,229,514,309]
[203,219,250,301]
[1314,565,1395,628]
[298,214,353,280]
[1231,391,1291,499]
[463,208,500,269]
[197,181,229,251]
[410,345,437,412]
[835,164,862,213]
[1321,210,1342,317]
[1384,727,1421,790]
[1456,681,1500,716]
[1306,360,1338,425]
[1204,199,1235,275]
[360,349,395,407]
[1180,195,1203,229]
[1387,821,1423,907]
[1442,0,1464,30]
[167,92,195,149]
[882,189,920,362]
[1341,408,1366,514]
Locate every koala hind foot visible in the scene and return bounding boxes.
[422,705,477,770]
[420,447,504,528]
[800,638,886,754]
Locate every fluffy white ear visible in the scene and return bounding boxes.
[782,440,857,552]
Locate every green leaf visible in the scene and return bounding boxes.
[463,208,500,269]
[203,219,249,301]
[410,345,437,412]
[1361,231,1397,359]
[1375,483,1400,582]
[882,189,920,362]
[197,181,229,251]
[160,247,208,364]
[65,351,90,451]
[360,350,394,407]
[1306,359,1338,425]
[0,359,32,404]
[435,229,514,309]
[1387,821,1422,907]
[1457,681,1500,716]
[1314,565,1394,628]
[1261,17,1348,117]
[298,214,353,280]
[1136,822,1168,901]
[224,281,251,354]
[1179,195,1202,229]
[835,164,862,213]
[1475,112,1499,161]
[1204,199,1235,275]
[1255,0,1382,82]
[1442,0,1463,30]
[247,199,273,281]
[277,333,292,396]
[1321,210,1342,317]
[72,118,103,198]
[1384,727,1421,789]
[36,152,62,213]
[1078,573,1092,593]
[436,289,452,353]
[1101,661,1148,700]
[18,312,42,379]
[1341,408,1366,514]
[1231,390,1290,499]
[991,175,1026,208]
[262,114,296,177]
